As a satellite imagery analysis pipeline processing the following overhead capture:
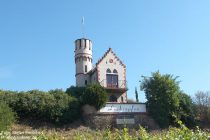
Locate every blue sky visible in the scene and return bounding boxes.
[0,0,210,101]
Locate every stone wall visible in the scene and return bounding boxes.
[83,113,159,130]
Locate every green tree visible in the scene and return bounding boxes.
[26,89,46,94]
[178,92,196,127]
[66,86,86,99]
[0,90,4,94]
[0,90,80,124]
[0,102,16,131]
[135,87,139,102]
[48,92,80,124]
[81,84,108,110]
[48,89,65,95]
[140,71,180,128]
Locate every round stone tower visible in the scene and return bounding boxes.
[74,38,93,87]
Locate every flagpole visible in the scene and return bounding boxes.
[81,16,85,38]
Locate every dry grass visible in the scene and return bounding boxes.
[10,119,92,139]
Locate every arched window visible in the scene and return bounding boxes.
[85,65,87,72]
[106,68,118,88]
[84,57,87,61]
[106,69,111,73]
[113,69,118,74]
[109,95,117,102]
[79,57,82,61]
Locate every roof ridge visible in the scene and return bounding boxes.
[95,48,126,68]
[95,48,111,66]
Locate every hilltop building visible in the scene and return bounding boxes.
[74,38,127,103]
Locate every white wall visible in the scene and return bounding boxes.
[97,51,126,87]
[96,50,127,102]
[75,38,93,87]
[99,103,146,113]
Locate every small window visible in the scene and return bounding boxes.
[85,80,87,85]
[85,65,87,72]
[113,69,118,74]
[84,40,86,48]
[84,57,87,61]
[106,69,111,73]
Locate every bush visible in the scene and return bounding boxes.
[140,71,196,128]
[0,90,80,124]
[48,91,80,124]
[81,84,108,110]
[33,122,210,140]
[0,102,16,131]
[178,92,196,127]
[66,86,86,99]
[140,72,180,128]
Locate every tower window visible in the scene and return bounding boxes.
[84,57,87,61]
[79,40,81,49]
[85,80,87,85]
[85,65,87,72]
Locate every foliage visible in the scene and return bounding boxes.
[32,132,64,140]
[0,121,209,140]
[32,123,210,140]
[194,91,210,127]
[178,92,196,127]
[0,90,3,95]
[140,71,180,128]
[81,84,108,110]
[0,102,16,131]
[0,90,80,124]
[135,87,139,102]
[140,71,196,128]
[66,86,86,99]
[50,92,80,124]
